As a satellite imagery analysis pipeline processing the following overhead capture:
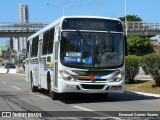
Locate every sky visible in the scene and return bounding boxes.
[0,0,160,46]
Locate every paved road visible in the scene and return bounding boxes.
[0,73,160,120]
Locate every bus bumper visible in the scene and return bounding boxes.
[58,78,124,94]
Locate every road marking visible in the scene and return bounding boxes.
[73,105,94,111]
[30,93,48,98]
[11,86,21,90]
[1,81,7,84]
[127,91,160,98]
[73,105,121,119]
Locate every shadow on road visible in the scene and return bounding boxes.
[56,91,160,104]
[37,89,160,104]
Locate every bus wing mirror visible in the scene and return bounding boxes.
[55,26,61,42]
[58,30,61,42]
[124,36,128,56]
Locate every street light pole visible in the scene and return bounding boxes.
[46,3,80,16]
[124,0,128,36]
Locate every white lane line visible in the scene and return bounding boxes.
[73,105,121,119]
[129,91,160,98]
[11,86,21,90]
[30,93,48,99]
[73,105,94,111]
[1,81,7,84]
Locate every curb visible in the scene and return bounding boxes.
[135,77,153,81]
[126,91,160,98]
[16,73,25,75]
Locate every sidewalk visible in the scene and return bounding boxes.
[0,67,16,74]
[135,67,153,80]
[16,66,25,74]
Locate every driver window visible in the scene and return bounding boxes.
[98,35,114,53]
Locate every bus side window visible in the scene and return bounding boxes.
[48,27,55,54]
[42,30,49,55]
[31,37,38,57]
[35,37,39,56]
[26,40,29,58]
[31,38,35,57]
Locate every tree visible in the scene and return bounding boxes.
[119,15,142,21]
[118,15,154,55]
[127,36,154,56]
[1,50,7,60]
[125,55,140,84]
[141,54,160,87]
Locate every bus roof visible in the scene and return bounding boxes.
[27,16,121,40]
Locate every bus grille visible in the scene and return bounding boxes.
[81,84,104,89]
[77,79,107,81]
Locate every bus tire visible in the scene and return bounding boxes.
[48,80,58,100]
[30,72,38,92]
[48,81,58,100]
[50,91,59,100]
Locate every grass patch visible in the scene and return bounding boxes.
[125,80,160,94]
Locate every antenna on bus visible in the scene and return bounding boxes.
[46,3,80,16]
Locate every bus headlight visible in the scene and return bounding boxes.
[110,72,124,82]
[59,70,75,81]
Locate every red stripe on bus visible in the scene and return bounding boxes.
[89,72,99,79]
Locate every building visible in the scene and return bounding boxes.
[5,41,10,46]
[12,37,19,52]
[19,4,29,52]
[19,4,29,23]
[12,4,29,52]
[10,38,13,49]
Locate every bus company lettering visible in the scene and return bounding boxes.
[66,52,81,57]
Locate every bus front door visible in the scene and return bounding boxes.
[38,41,42,88]
[53,26,60,90]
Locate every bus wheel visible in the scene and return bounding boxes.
[31,73,38,92]
[48,81,58,100]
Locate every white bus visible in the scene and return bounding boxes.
[25,16,127,100]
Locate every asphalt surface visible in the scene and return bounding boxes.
[0,73,160,120]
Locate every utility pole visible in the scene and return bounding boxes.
[124,0,128,36]
[46,3,80,16]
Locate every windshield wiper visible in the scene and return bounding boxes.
[76,30,87,43]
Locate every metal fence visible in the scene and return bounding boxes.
[126,21,160,31]
[0,22,49,31]
[1,21,160,31]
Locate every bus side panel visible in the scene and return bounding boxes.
[31,58,39,87]
[25,59,29,83]
[39,56,47,89]
[40,71,47,89]
[39,55,54,90]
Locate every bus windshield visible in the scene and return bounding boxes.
[60,31,124,68]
